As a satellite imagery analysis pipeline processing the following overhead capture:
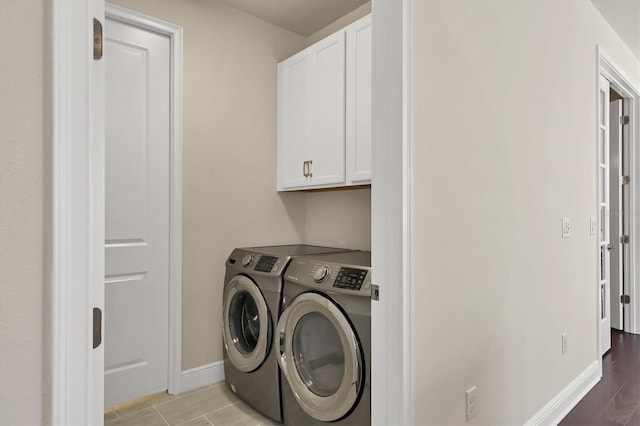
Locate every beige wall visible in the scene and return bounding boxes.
[0,0,47,424]
[108,0,371,370]
[306,1,371,46]
[304,189,371,251]
[411,1,639,424]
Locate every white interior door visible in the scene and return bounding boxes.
[599,75,612,356]
[610,99,624,331]
[104,17,171,407]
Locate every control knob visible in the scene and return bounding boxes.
[314,266,330,283]
[241,254,254,267]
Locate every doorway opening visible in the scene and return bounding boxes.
[600,85,631,357]
[597,47,640,365]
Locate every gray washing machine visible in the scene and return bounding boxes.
[278,251,371,425]
[222,245,352,423]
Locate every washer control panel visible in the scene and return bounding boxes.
[333,267,368,291]
[229,250,285,275]
[254,255,278,273]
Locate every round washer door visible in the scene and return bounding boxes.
[223,275,271,373]
[277,292,364,422]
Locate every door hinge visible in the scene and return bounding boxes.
[620,235,630,244]
[620,175,630,185]
[93,18,103,60]
[620,115,630,126]
[621,295,631,304]
[93,307,102,349]
[371,284,380,301]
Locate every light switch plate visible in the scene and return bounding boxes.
[562,218,571,238]
[590,218,597,236]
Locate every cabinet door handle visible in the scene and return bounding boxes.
[303,161,308,177]
[308,160,313,178]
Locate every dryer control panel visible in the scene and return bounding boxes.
[333,267,368,291]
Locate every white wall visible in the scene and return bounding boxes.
[410,1,639,424]
[0,0,48,424]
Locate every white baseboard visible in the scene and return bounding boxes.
[525,360,600,426]
[180,361,225,393]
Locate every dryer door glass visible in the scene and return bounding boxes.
[229,291,260,353]
[293,312,345,397]
[277,292,363,422]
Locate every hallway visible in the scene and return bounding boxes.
[560,331,640,425]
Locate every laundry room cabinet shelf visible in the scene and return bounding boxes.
[277,14,372,191]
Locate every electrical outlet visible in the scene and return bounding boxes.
[562,333,568,355]
[590,218,597,236]
[466,386,477,421]
[562,217,571,238]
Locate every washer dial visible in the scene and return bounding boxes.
[241,254,254,267]
[313,266,331,283]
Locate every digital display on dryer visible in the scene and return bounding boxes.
[254,255,277,273]
[333,267,368,291]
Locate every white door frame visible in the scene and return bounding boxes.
[51,1,105,423]
[371,0,413,424]
[52,0,412,424]
[51,2,183,423]
[596,46,640,368]
[105,2,184,397]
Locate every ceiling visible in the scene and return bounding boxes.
[218,0,370,37]
[591,0,640,60]
[217,0,638,58]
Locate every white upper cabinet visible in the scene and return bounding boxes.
[278,52,311,190]
[277,15,371,191]
[346,15,372,185]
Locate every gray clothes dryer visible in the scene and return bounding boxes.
[222,245,351,423]
[278,251,371,425]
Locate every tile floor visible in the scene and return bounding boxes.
[104,382,276,426]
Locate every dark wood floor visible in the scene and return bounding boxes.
[560,330,640,426]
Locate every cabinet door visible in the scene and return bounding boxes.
[278,51,311,190]
[346,15,372,184]
[308,31,346,187]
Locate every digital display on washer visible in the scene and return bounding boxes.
[333,267,368,291]
[254,255,277,273]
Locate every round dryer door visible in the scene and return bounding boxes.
[223,275,272,372]
[277,293,364,422]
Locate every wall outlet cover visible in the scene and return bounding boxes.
[562,217,571,238]
[466,386,477,421]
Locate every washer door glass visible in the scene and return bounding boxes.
[277,293,363,422]
[223,275,271,372]
[228,290,261,353]
[293,313,345,397]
